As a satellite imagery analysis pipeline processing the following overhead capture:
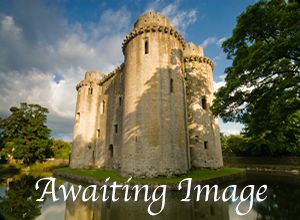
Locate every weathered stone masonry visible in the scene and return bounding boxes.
[70,12,223,177]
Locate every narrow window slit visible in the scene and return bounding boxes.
[201,96,207,110]
[145,40,149,54]
[204,141,208,149]
[109,144,113,158]
[170,78,174,93]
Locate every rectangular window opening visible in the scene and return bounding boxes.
[114,124,118,134]
[97,129,100,138]
[119,96,122,106]
[145,40,149,54]
[204,141,208,149]
[109,144,113,158]
[202,97,207,110]
[101,100,105,114]
[170,78,174,93]
[89,87,93,95]
[76,112,80,121]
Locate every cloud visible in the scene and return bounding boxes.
[213,74,226,92]
[201,36,227,48]
[217,37,227,47]
[201,37,217,48]
[0,2,131,140]
[0,1,201,141]
[218,119,243,135]
[146,0,198,33]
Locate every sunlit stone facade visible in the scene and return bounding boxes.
[70,12,223,177]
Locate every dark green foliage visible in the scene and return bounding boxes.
[0,103,52,164]
[0,176,43,220]
[222,133,300,156]
[51,139,71,159]
[212,0,300,156]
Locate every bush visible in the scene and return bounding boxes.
[50,140,71,159]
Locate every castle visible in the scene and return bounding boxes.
[70,12,223,177]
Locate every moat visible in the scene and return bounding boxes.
[0,171,299,220]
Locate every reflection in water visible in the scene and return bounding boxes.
[0,172,299,220]
[64,185,229,220]
[0,176,43,220]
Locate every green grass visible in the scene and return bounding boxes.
[1,160,68,179]
[227,163,300,170]
[28,160,68,171]
[55,167,244,184]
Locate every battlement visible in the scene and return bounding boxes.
[184,42,204,57]
[134,11,171,28]
[183,42,214,70]
[76,71,104,90]
[98,63,124,86]
[122,12,185,54]
[85,70,104,81]
[71,11,223,176]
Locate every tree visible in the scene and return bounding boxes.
[0,103,52,164]
[51,139,71,159]
[212,0,300,155]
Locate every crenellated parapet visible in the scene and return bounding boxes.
[183,56,214,70]
[76,71,104,91]
[183,42,214,70]
[98,63,124,86]
[122,12,185,54]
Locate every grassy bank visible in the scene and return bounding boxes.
[55,167,244,184]
[0,159,68,178]
[223,156,300,171]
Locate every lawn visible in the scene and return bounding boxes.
[55,167,244,184]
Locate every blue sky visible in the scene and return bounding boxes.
[0,0,256,140]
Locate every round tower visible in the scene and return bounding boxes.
[121,12,189,177]
[184,42,223,168]
[70,71,104,168]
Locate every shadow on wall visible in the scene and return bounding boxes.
[185,69,212,145]
[121,48,189,177]
[71,49,190,175]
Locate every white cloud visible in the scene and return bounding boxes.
[0,3,131,140]
[213,74,226,92]
[219,119,243,135]
[201,37,217,48]
[146,0,198,33]
[217,37,227,47]
[0,1,200,140]
[201,36,227,48]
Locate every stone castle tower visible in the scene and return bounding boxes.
[70,12,223,177]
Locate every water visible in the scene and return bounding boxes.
[0,172,299,220]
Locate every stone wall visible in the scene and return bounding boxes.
[70,71,104,168]
[184,43,223,168]
[121,12,189,177]
[70,11,223,177]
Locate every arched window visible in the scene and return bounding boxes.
[97,129,100,138]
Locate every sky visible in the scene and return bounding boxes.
[0,0,256,141]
